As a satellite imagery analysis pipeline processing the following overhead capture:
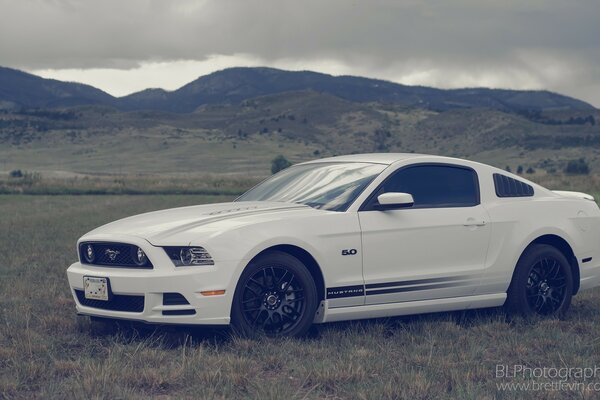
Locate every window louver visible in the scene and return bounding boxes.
[493,173,534,198]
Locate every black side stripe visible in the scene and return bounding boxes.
[582,257,593,263]
[366,281,474,296]
[365,275,471,290]
[327,275,474,299]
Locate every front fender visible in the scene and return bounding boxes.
[199,211,364,296]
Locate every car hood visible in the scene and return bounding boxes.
[83,201,312,244]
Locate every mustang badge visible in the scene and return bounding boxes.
[104,249,120,261]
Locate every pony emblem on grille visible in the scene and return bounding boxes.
[104,249,120,261]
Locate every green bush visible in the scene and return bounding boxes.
[564,158,590,175]
[9,169,23,178]
[271,155,292,174]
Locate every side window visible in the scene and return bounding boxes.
[369,164,480,209]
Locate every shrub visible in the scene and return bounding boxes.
[564,158,590,175]
[271,155,292,174]
[526,167,535,174]
[9,169,23,178]
[517,165,524,174]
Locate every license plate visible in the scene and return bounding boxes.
[84,276,110,301]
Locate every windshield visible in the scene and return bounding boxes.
[236,162,386,211]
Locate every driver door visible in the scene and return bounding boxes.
[358,163,490,305]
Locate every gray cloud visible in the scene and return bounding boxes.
[1,0,599,105]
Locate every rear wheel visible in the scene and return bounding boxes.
[506,244,573,318]
[231,251,318,337]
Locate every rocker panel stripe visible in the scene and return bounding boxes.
[327,275,476,299]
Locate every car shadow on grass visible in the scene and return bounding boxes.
[81,316,232,347]
[319,306,514,335]
[81,306,516,347]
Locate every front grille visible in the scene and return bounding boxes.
[75,290,144,312]
[79,242,153,269]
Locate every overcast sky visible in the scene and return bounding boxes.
[1,0,599,106]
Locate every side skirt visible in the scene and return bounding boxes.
[314,293,506,324]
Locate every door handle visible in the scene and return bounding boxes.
[464,218,486,227]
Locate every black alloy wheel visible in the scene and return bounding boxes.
[506,244,573,318]
[525,256,568,315]
[231,251,318,337]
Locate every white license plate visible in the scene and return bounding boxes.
[84,276,109,301]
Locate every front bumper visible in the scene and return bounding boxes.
[66,256,241,325]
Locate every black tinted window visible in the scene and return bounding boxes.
[371,164,479,208]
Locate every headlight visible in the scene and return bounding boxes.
[163,246,214,266]
[84,244,95,263]
[132,246,148,266]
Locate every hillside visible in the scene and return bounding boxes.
[0,66,598,176]
[0,66,595,113]
[0,89,598,175]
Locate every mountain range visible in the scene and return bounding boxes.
[0,65,598,176]
[0,66,595,114]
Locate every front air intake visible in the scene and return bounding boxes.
[162,293,196,316]
[75,290,144,312]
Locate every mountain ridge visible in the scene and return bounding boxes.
[0,66,114,109]
[0,65,595,113]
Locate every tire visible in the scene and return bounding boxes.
[231,251,318,337]
[506,244,573,318]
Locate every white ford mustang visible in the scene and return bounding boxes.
[67,154,600,336]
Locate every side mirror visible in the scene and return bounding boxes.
[375,192,414,210]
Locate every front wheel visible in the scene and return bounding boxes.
[506,244,573,318]
[231,251,318,337]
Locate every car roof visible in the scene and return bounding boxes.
[299,153,433,165]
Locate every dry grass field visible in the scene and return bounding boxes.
[1,190,600,399]
[0,173,260,195]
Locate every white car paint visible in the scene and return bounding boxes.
[66,154,600,326]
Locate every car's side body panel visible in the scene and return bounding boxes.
[358,205,490,304]
[476,190,600,297]
[200,210,366,309]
